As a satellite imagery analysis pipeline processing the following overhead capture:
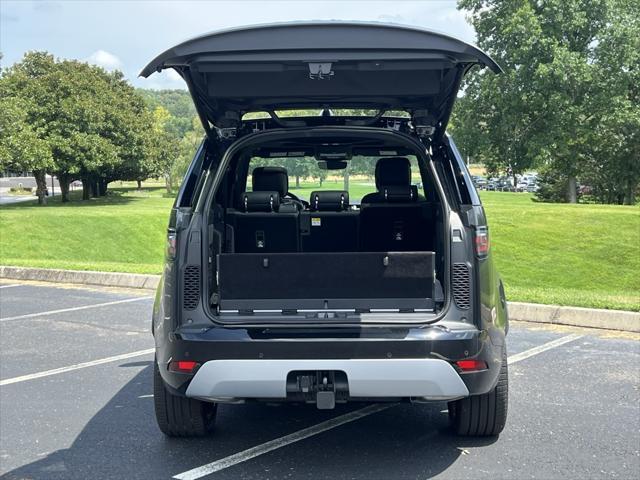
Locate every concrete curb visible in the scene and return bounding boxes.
[508,301,639,333]
[1,266,638,333]
[0,266,160,291]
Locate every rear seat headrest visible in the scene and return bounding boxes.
[252,166,288,197]
[310,190,349,211]
[375,157,411,189]
[382,185,419,203]
[242,191,280,212]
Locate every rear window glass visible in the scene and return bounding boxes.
[242,110,411,120]
[246,156,423,204]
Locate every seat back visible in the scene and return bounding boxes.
[300,191,359,252]
[359,201,433,252]
[252,165,302,211]
[228,191,299,253]
[360,157,432,251]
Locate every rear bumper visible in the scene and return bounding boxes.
[186,358,469,401]
[154,317,507,400]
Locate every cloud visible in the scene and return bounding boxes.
[85,50,123,71]
[139,68,187,90]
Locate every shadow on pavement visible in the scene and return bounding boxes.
[2,366,497,480]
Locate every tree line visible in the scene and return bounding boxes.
[451,0,639,204]
[0,52,202,204]
[2,1,637,207]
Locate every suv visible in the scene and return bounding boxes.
[142,22,509,438]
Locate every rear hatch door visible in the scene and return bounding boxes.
[140,22,500,138]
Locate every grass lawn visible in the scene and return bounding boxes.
[1,184,638,311]
[481,192,639,311]
[0,186,172,274]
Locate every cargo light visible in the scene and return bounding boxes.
[456,359,488,372]
[169,360,199,373]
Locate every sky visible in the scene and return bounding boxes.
[0,0,475,90]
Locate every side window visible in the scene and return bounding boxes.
[407,156,425,197]
[447,139,480,206]
[176,140,207,208]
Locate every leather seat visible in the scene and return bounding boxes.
[300,191,359,252]
[360,157,431,251]
[229,190,299,253]
[361,157,417,203]
[252,166,303,212]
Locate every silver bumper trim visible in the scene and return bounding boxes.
[185,359,469,400]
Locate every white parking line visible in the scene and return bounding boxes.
[0,296,152,322]
[0,284,22,289]
[0,348,155,386]
[173,333,584,480]
[507,333,583,365]
[173,404,391,480]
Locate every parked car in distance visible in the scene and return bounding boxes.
[471,175,488,190]
[526,180,538,193]
[142,22,509,439]
[496,177,514,192]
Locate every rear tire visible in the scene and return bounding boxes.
[448,349,508,436]
[153,359,217,437]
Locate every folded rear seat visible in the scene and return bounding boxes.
[360,157,433,252]
[360,188,433,251]
[228,191,299,253]
[300,190,359,252]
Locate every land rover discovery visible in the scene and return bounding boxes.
[141,22,509,438]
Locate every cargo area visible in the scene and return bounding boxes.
[204,129,447,318]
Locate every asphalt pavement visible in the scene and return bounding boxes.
[0,281,638,480]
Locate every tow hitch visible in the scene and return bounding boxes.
[286,371,349,409]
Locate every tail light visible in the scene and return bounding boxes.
[168,360,199,374]
[166,231,177,260]
[456,359,488,372]
[474,226,489,259]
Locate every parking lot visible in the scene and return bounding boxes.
[0,280,638,480]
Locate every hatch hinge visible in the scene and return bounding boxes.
[413,110,437,138]
[217,127,237,140]
[215,111,240,139]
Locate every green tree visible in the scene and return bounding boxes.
[584,0,640,204]
[456,0,612,202]
[283,157,313,188]
[309,161,328,187]
[147,106,182,193]
[0,94,53,204]
[1,52,155,202]
[167,116,204,193]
